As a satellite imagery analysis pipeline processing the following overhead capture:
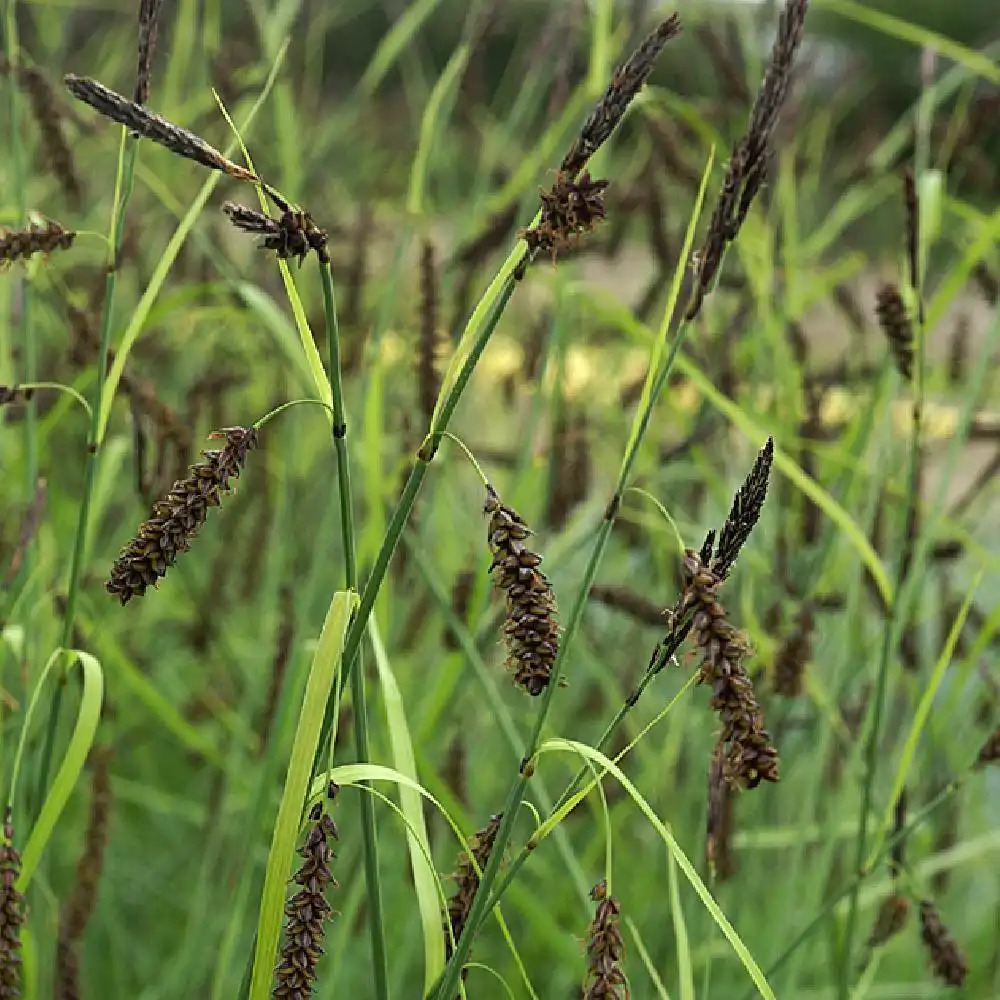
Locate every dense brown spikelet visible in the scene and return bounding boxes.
[64,75,257,181]
[687,0,809,320]
[588,584,665,626]
[484,486,560,695]
[919,900,968,987]
[875,284,914,381]
[135,0,165,104]
[0,220,75,265]
[706,740,736,880]
[445,813,502,962]
[583,880,628,1000]
[903,168,920,290]
[106,426,258,604]
[1,60,82,205]
[418,239,442,422]
[889,789,907,878]
[521,171,610,262]
[864,893,910,953]
[681,549,780,788]
[0,808,25,998]
[560,13,682,179]
[56,749,113,1000]
[773,602,814,697]
[272,787,339,999]
[222,202,330,265]
[976,727,1000,767]
[710,437,774,580]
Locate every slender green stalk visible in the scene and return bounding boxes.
[319,260,389,1000]
[34,136,139,813]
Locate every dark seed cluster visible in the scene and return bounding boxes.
[444,813,502,961]
[681,549,780,788]
[64,75,257,181]
[918,900,968,987]
[0,808,25,1000]
[583,880,628,1000]
[484,486,560,695]
[272,788,339,999]
[865,893,910,951]
[875,283,915,381]
[521,171,610,262]
[0,220,75,265]
[222,202,330,265]
[106,426,258,604]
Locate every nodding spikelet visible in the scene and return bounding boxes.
[484,486,560,695]
[687,0,809,320]
[106,426,258,604]
[418,239,442,422]
[709,437,774,580]
[976,727,1000,767]
[56,749,113,1000]
[222,202,330,266]
[681,549,780,788]
[863,893,910,958]
[0,219,75,264]
[875,283,914,381]
[588,584,665,626]
[135,0,165,104]
[0,808,25,998]
[521,171,610,262]
[560,13,682,179]
[772,601,814,698]
[445,813,502,963]
[272,785,339,999]
[64,75,257,181]
[706,740,736,880]
[918,900,968,987]
[1,59,82,205]
[583,880,628,1000]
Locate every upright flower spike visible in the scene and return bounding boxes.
[106,426,258,604]
[222,202,329,266]
[681,549,780,789]
[875,283,915,381]
[0,808,25,998]
[919,900,968,987]
[582,880,628,1000]
[444,813,502,963]
[272,786,339,1000]
[135,0,165,105]
[484,486,560,695]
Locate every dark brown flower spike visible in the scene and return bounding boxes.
[521,171,610,262]
[583,879,628,1000]
[485,486,560,695]
[0,220,75,265]
[919,900,968,987]
[681,549,780,789]
[418,238,442,422]
[686,0,809,319]
[710,436,774,580]
[903,168,920,299]
[875,283,914,381]
[222,202,330,266]
[976,726,999,767]
[706,740,736,879]
[106,426,258,604]
[560,14,682,180]
[863,893,910,957]
[0,808,25,999]
[272,785,339,999]
[445,813,502,963]
[64,75,257,181]
[135,0,165,105]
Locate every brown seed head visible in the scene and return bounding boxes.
[919,900,968,987]
[272,790,339,999]
[681,549,780,789]
[865,893,910,950]
[64,75,257,181]
[522,171,610,263]
[445,813,503,961]
[875,283,914,381]
[0,808,25,999]
[561,13,682,179]
[0,220,75,265]
[711,436,774,580]
[222,202,330,265]
[583,880,628,1000]
[106,426,258,604]
[135,0,165,104]
[485,486,560,695]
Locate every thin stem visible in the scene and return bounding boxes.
[34,135,139,814]
[319,260,389,1000]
